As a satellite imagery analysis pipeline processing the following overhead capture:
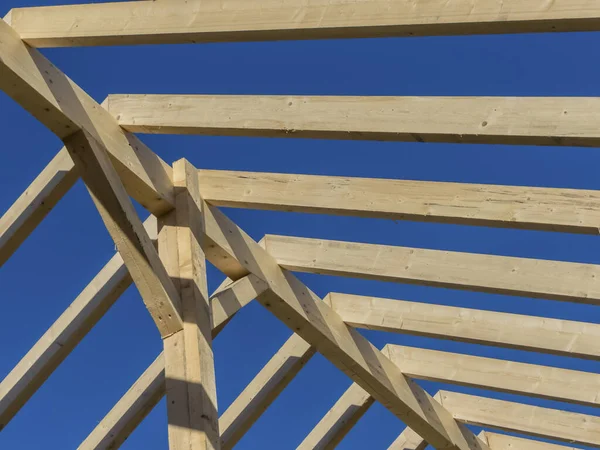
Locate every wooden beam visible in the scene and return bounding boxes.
[79,274,267,449]
[390,429,580,450]
[386,344,600,407]
[0,18,173,214]
[263,235,600,305]
[180,157,489,450]
[388,426,428,450]
[219,333,315,450]
[78,353,166,450]
[438,390,600,447]
[108,94,600,148]
[8,0,600,48]
[297,381,374,450]
[483,432,582,450]
[159,160,219,449]
[330,293,600,360]
[197,169,600,234]
[0,147,77,267]
[64,130,183,337]
[0,218,155,432]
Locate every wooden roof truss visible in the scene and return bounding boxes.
[1,1,599,449]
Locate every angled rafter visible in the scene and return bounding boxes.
[78,353,166,450]
[386,345,600,407]
[159,160,219,449]
[79,274,267,449]
[388,426,428,450]
[64,130,182,337]
[264,235,600,305]
[438,390,600,447]
[0,217,155,432]
[108,94,600,148]
[330,293,600,360]
[219,333,315,450]
[0,18,173,213]
[180,158,489,450]
[297,381,374,450]
[197,169,600,234]
[0,147,77,266]
[7,0,600,48]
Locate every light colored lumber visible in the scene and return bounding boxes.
[219,333,315,450]
[8,0,600,47]
[64,130,182,337]
[297,381,374,450]
[264,235,600,305]
[330,293,600,360]
[0,217,155,432]
[79,274,266,449]
[483,432,582,450]
[160,159,219,449]
[180,158,489,450]
[78,353,166,450]
[391,421,585,450]
[386,344,600,407]
[0,147,77,266]
[108,94,600,148]
[439,390,600,447]
[0,18,173,214]
[211,273,267,336]
[197,169,600,234]
[388,426,428,450]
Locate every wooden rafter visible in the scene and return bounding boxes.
[107,94,600,148]
[386,345,600,407]
[480,432,582,450]
[388,426,427,450]
[219,333,315,450]
[329,293,600,360]
[0,19,173,214]
[197,169,600,234]
[390,429,582,450]
[7,0,600,48]
[438,390,600,447]
[263,235,600,305]
[297,381,374,450]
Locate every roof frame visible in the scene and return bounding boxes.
[0,2,598,448]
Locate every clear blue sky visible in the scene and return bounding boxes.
[2,1,600,449]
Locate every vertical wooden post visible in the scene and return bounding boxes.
[158,159,220,450]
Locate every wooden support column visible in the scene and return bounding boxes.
[64,130,183,337]
[159,160,219,450]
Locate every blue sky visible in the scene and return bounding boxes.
[1,1,600,448]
